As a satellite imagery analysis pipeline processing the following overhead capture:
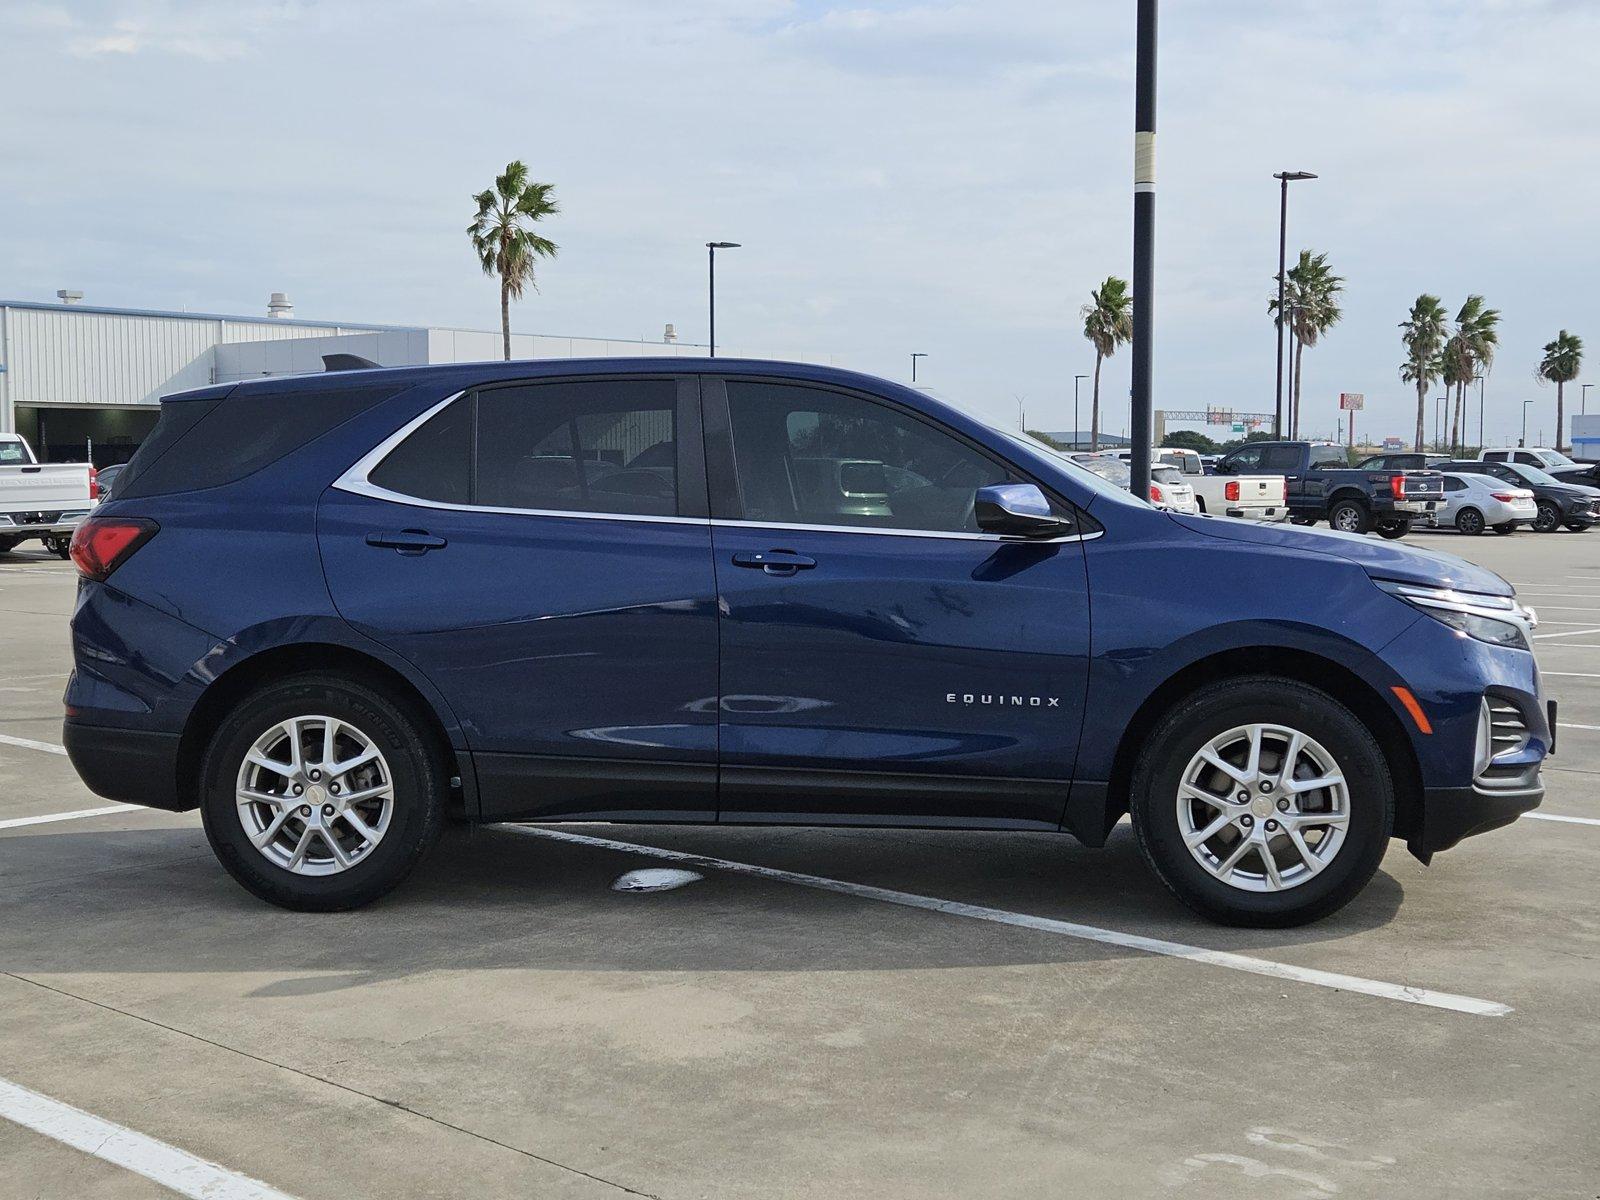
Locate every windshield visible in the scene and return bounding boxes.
[1536,449,1577,468]
[995,431,1144,506]
[1506,462,1561,486]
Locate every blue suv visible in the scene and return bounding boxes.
[63,360,1550,925]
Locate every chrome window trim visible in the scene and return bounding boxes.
[334,389,1101,543]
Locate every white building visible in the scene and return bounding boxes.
[0,295,837,463]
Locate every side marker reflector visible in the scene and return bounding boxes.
[1391,686,1433,735]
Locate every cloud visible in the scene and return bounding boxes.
[42,1,303,60]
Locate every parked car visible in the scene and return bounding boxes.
[0,433,98,557]
[1149,463,1199,514]
[1480,447,1581,471]
[65,360,1549,927]
[1545,461,1600,489]
[1443,459,1600,532]
[95,462,128,499]
[1214,440,1443,537]
[1436,472,1536,535]
[1107,446,1289,521]
[1356,453,1449,472]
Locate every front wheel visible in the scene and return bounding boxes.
[1564,522,1591,533]
[1327,499,1371,535]
[1129,677,1393,927]
[1533,501,1562,533]
[1374,517,1411,540]
[1455,507,1485,536]
[1492,522,1518,536]
[200,673,446,911]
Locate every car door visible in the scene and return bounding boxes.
[319,375,719,821]
[702,376,1092,829]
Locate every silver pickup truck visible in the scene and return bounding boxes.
[0,434,98,557]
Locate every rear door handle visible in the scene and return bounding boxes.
[366,529,447,555]
[731,549,816,575]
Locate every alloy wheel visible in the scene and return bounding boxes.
[235,715,394,875]
[1175,723,1350,892]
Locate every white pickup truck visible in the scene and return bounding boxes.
[1106,447,1290,521]
[0,434,98,558]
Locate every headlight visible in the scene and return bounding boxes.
[1376,580,1536,650]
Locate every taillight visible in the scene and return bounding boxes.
[88,465,100,500]
[1280,479,1288,502]
[1149,484,1164,503]
[1225,481,1240,502]
[69,517,158,582]
[1390,474,1406,499]
[1491,492,1518,502]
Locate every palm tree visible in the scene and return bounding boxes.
[1537,330,1584,452]
[1400,295,1449,452]
[1439,335,1469,453]
[468,161,559,360]
[1081,277,1133,451]
[1269,251,1343,438]
[1452,296,1500,453]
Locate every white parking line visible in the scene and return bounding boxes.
[503,826,1512,1018]
[0,805,137,831]
[1543,671,1600,678]
[0,732,67,756]
[1533,628,1600,640]
[0,1077,297,1199]
[1559,722,1600,732]
[1526,813,1600,828]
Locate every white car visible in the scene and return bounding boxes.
[1438,471,1537,535]
[1149,463,1199,514]
[0,434,98,557]
[1106,446,1289,521]
[1480,447,1580,471]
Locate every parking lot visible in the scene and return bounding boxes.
[1,529,1597,1199]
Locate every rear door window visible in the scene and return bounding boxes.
[1261,445,1303,471]
[1307,445,1347,469]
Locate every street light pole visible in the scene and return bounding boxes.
[1073,374,1089,449]
[1272,170,1317,439]
[910,352,928,383]
[1478,376,1486,452]
[1129,0,1158,499]
[1582,382,1593,415]
[705,241,740,356]
[1522,400,1533,447]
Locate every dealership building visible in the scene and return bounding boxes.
[0,295,833,465]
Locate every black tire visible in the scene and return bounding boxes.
[199,673,446,911]
[1533,501,1562,533]
[1455,507,1485,536]
[1374,517,1410,540]
[1327,498,1371,535]
[1290,516,1318,527]
[1564,522,1590,533]
[0,536,20,554]
[41,534,71,558]
[1491,522,1517,535]
[1129,677,1394,927]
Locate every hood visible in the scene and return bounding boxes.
[1548,481,1600,499]
[1168,512,1514,596]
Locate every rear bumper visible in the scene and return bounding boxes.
[62,721,189,812]
[1408,781,1542,859]
[1226,505,1290,522]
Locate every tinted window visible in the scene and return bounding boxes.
[1261,444,1302,471]
[475,380,677,515]
[726,382,1016,532]
[119,384,408,499]
[1222,446,1261,471]
[1443,475,1466,492]
[1308,445,1347,469]
[369,395,471,504]
[1484,451,1508,462]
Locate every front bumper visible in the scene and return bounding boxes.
[1410,782,1542,858]
[62,721,188,811]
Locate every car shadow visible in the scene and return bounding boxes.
[0,820,1406,995]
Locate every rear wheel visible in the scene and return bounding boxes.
[1455,507,1486,536]
[200,673,446,911]
[1374,517,1411,539]
[1129,678,1393,927]
[1491,522,1518,535]
[1290,516,1318,527]
[0,536,20,554]
[40,534,71,558]
[1533,501,1562,533]
[1327,499,1371,535]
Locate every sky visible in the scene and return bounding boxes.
[4,0,1599,445]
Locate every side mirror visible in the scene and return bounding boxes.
[974,483,1073,538]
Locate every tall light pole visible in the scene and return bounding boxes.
[910,352,928,382]
[1435,395,1447,449]
[706,241,740,357]
[1073,374,1089,449]
[1582,382,1593,415]
[1478,375,1486,451]
[1273,170,1317,439]
[1522,400,1533,447]
[1129,0,1158,498]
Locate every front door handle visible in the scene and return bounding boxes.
[366,529,447,555]
[731,549,816,575]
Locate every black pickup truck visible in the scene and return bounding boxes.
[1214,441,1444,538]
